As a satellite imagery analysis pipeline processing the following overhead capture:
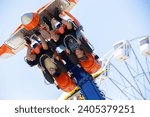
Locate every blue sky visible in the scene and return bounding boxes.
[0,0,150,99]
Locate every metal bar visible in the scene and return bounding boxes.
[124,61,144,97]
[125,62,139,75]
[130,46,150,84]
[108,77,131,100]
[146,57,150,78]
[110,63,146,99]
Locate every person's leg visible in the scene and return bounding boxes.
[60,51,78,70]
[66,51,79,65]
[60,51,92,82]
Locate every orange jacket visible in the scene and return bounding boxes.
[79,54,101,74]
[55,72,76,92]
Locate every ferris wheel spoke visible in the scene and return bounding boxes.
[124,62,139,75]
[108,77,131,100]
[145,57,150,78]
[122,87,142,99]
[124,61,144,97]
[110,63,146,99]
[130,46,150,84]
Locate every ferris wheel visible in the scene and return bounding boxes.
[95,36,150,100]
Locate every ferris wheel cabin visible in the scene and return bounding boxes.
[113,40,130,61]
[139,37,150,57]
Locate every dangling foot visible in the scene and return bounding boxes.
[95,54,99,60]
[42,16,53,30]
[56,85,60,89]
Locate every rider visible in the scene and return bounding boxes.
[75,47,101,74]
[25,31,76,92]
[25,31,64,84]
[50,8,91,53]
[21,12,76,92]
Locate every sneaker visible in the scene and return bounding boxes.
[95,55,99,59]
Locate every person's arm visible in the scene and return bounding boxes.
[33,30,49,50]
[50,30,60,41]
[54,8,73,30]
[26,45,36,61]
[39,35,49,50]
[61,20,73,30]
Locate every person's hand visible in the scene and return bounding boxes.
[38,65,45,71]
[54,8,62,22]
[65,48,70,54]
[77,39,81,45]
[50,58,55,63]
